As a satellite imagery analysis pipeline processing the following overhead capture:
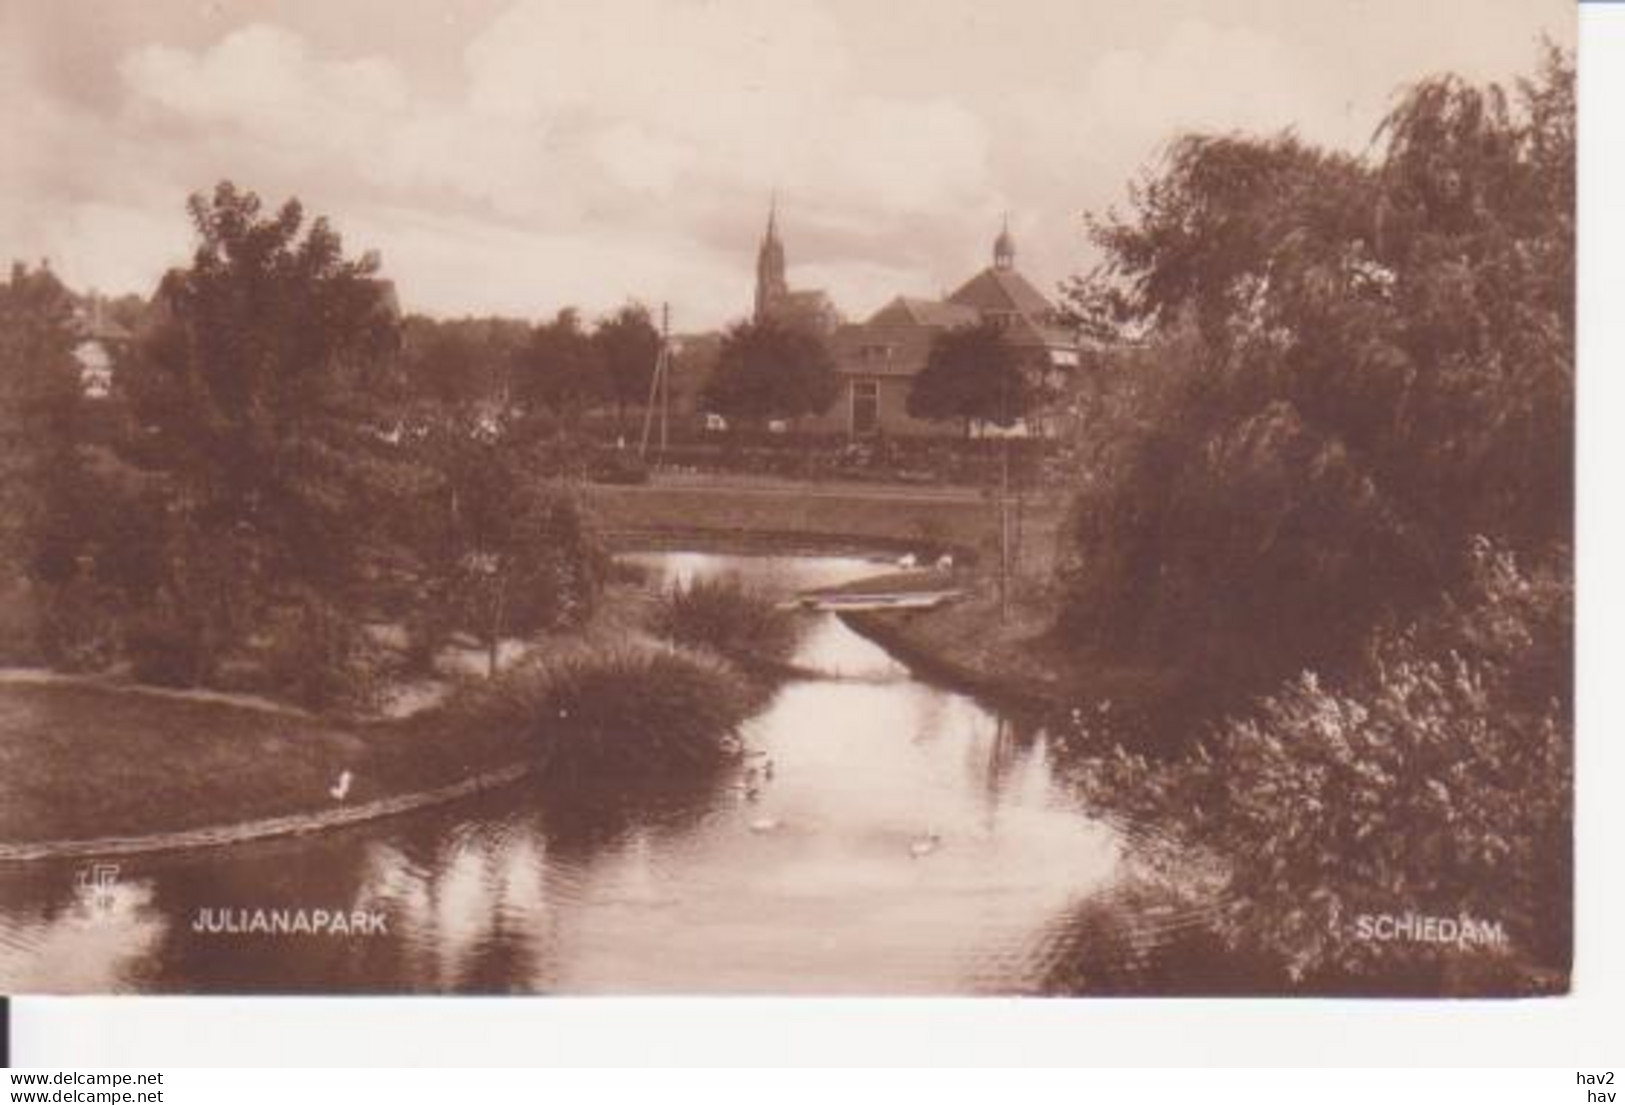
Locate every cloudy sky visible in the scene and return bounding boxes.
[2,0,1572,330]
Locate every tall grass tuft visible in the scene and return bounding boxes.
[651,575,800,666]
[444,642,755,785]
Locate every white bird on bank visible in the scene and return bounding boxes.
[935,553,955,572]
[329,770,354,802]
[896,553,918,569]
[908,830,942,859]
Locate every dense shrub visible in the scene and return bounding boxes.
[1068,542,1570,991]
[124,606,208,687]
[35,577,121,673]
[0,576,39,664]
[445,643,755,786]
[651,575,799,665]
[260,594,384,712]
[587,448,650,485]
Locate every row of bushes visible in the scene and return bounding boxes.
[590,436,1052,488]
[434,572,798,791]
[650,575,801,668]
[443,642,761,787]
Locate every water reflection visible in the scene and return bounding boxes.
[0,550,1217,994]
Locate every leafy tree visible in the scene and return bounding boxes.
[701,317,837,424]
[404,412,604,677]
[1057,48,1573,690]
[0,263,86,582]
[512,308,606,420]
[398,314,525,411]
[120,181,402,686]
[906,319,1037,433]
[592,302,662,431]
[0,264,150,669]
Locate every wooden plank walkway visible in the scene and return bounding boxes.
[789,568,965,612]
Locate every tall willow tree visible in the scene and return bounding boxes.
[1058,48,1574,990]
[1059,46,1574,691]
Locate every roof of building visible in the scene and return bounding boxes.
[946,265,1056,319]
[830,329,930,377]
[71,301,135,345]
[75,315,134,345]
[763,287,840,334]
[998,311,1079,351]
[867,296,980,330]
[778,289,834,310]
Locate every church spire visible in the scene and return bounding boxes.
[755,191,788,322]
[993,213,1015,270]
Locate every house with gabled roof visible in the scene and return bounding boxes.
[70,294,136,400]
[803,220,1081,438]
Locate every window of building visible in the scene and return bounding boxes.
[852,379,880,436]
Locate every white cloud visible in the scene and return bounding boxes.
[121,25,410,162]
[593,124,694,196]
[4,1,1570,328]
[347,207,751,325]
[79,1,1003,324]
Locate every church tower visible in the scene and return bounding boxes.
[754,195,788,322]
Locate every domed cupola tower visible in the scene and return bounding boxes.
[993,214,1015,271]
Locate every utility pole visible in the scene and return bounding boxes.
[999,430,1011,624]
[998,371,1012,624]
[660,302,670,456]
[638,302,673,463]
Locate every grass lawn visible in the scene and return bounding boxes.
[588,479,1062,561]
[0,579,725,847]
[0,679,528,845]
[845,582,1188,738]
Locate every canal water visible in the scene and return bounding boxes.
[0,551,1217,995]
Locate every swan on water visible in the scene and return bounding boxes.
[329,770,353,801]
[896,553,918,569]
[748,817,781,833]
[908,830,942,858]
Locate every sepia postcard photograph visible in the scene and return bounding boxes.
[0,0,1575,998]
